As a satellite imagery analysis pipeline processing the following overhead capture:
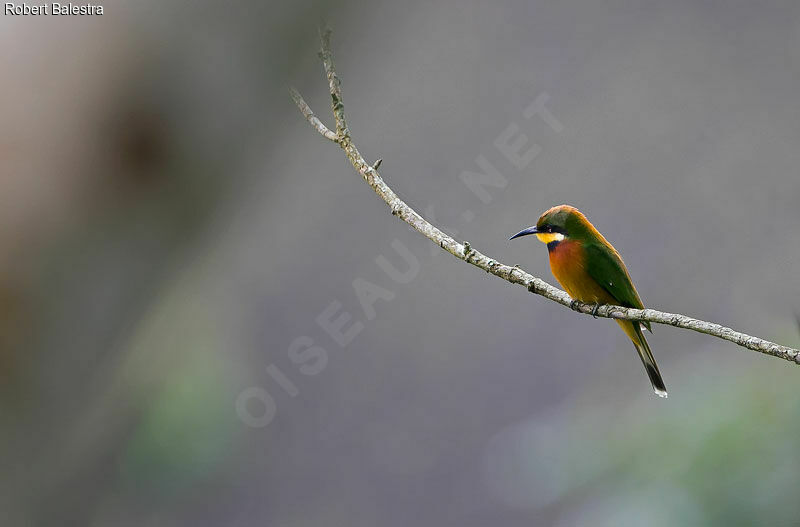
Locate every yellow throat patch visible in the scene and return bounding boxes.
[535,232,565,244]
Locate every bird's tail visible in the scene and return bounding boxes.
[618,321,668,398]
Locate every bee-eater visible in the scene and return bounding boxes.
[510,204,667,398]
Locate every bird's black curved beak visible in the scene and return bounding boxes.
[509,226,538,240]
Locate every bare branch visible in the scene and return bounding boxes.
[288,87,339,143]
[289,28,800,366]
[318,26,348,139]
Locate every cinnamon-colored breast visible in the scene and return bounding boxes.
[548,240,617,305]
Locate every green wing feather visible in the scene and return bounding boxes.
[584,242,652,332]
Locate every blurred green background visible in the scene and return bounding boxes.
[2,0,800,525]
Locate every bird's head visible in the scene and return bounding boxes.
[509,204,591,247]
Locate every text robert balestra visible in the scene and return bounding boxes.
[4,3,104,15]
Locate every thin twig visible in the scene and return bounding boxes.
[318,26,348,139]
[288,87,339,143]
[289,28,800,366]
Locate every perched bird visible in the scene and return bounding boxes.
[510,204,667,398]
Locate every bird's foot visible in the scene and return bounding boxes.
[569,299,580,312]
[591,303,602,318]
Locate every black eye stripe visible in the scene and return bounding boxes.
[539,224,565,235]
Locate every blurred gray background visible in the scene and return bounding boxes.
[2,0,800,525]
